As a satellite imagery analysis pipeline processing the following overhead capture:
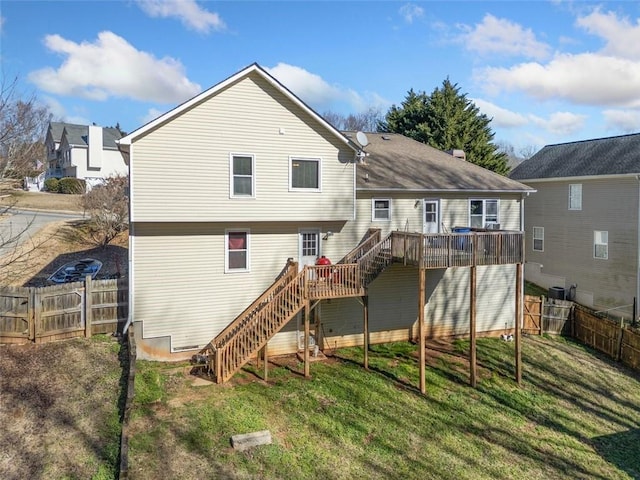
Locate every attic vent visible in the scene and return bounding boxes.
[381,135,391,140]
[447,149,466,161]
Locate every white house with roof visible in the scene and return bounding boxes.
[45,122,127,188]
[510,133,640,321]
[118,63,533,382]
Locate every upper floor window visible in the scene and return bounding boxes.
[290,157,321,191]
[372,198,391,221]
[230,154,254,197]
[469,199,499,228]
[594,230,608,260]
[225,230,250,272]
[569,184,582,210]
[533,227,544,252]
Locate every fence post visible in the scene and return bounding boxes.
[33,288,41,342]
[539,296,545,335]
[615,318,625,362]
[28,287,35,341]
[85,275,93,338]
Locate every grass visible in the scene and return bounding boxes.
[0,188,83,212]
[525,281,547,297]
[128,336,640,480]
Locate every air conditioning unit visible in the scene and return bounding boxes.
[486,223,501,230]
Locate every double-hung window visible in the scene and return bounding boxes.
[225,230,250,272]
[230,154,255,197]
[569,184,582,210]
[469,199,499,228]
[594,230,608,260]
[533,227,544,252]
[372,198,391,221]
[290,157,321,191]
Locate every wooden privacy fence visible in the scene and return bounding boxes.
[0,277,127,345]
[523,295,640,372]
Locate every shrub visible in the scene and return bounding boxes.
[58,177,86,194]
[43,177,60,193]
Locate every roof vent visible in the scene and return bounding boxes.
[447,149,466,161]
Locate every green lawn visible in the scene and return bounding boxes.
[128,336,640,480]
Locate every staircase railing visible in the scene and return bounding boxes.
[339,228,382,264]
[207,261,305,383]
[357,232,393,286]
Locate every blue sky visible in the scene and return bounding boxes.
[2,1,640,152]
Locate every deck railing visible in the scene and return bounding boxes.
[304,264,364,299]
[339,228,382,264]
[391,230,524,269]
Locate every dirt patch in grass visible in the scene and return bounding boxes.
[0,336,126,480]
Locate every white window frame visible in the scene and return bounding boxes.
[594,230,608,260]
[225,229,251,273]
[372,198,391,221]
[229,153,255,198]
[289,156,322,192]
[469,199,499,228]
[533,226,544,252]
[569,184,582,210]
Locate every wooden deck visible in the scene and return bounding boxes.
[206,229,525,383]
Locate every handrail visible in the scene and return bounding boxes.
[339,228,382,264]
[212,259,298,347]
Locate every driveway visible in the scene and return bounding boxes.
[0,208,85,258]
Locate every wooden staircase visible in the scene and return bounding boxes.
[204,230,390,383]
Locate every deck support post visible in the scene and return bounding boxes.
[263,345,268,382]
[515,263,523,386]
[304,300,311,379]
[363,292,369,370]
[418,267,426,394]
[470,266,477,388]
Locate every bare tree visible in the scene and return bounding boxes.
[322,107,384,132]
[81,175,129,247]
[0,77,51,179]
[0,200,42,284]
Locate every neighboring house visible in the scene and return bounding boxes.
[45,122,127,188]
[118,63,533,373]
[510,133,640,320]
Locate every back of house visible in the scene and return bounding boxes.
[120,63,532,362]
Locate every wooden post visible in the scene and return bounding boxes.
[470,266,477,388]
[363,293,369,370]
[33,288,41,342]
[304,301,310,378]
[263,344,269,381]
[615,318,625,362]
[418,267,426,394]
[515,263,523,386]
[85,275,93,338]
[28,287,35,341]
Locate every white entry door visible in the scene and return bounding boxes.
[423,200,440,233]
[299,229,320,270]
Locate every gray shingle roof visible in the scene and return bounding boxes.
[347,132,533,192]
[51,122,122,149]
[509,133,640,180]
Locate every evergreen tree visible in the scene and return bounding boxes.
[380,79,509,175]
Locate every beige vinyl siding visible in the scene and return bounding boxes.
[132,221,358,351]
[130,72,354,222]
[524,177,638,313]
[318,264,517,349]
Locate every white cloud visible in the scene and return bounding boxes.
[529,111,587,136]
[136,0,225,34]
[142,107,165,125]
[265,63,386,114]
[28,31,201,104]
[602,109,640,132]
[399,4,424,24]
[478,52,640,107]
[476,9,640,109]
[576,9,640,60]
[459,14,551,60]
[42,96,89,124]
[472,98,528,128]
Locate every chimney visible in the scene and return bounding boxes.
[447,149,466,161]
[88,125,103,170]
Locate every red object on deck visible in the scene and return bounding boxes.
[315,255,332,277]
